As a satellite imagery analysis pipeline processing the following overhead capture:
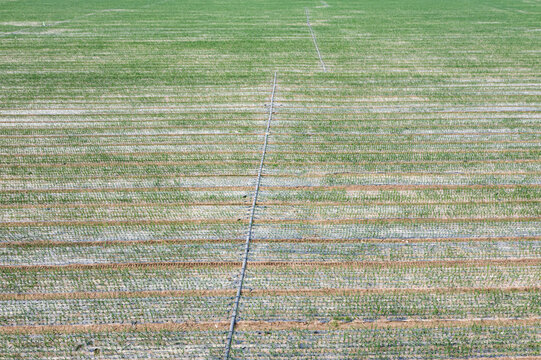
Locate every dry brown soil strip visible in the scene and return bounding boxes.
[3,183,541,194]
[4,159,541,168]
[0,261,243,271]
[0,219,248,227]
[0,318,539,334]
[1,235,540,248]
[3,258,540,271]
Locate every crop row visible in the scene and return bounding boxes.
[2,126,540,137]
[0,242,248,265]
[1,325,539,359]
[1,240,541,266]
[0,296,233,326]
[2,161,540,178]
[248,221,541,240]
[0,189,251,206]
[237,291,541,322]
[0,330,228,359]
[2,174,539,190]
[0,291,539,327]
[2,149,541,165]
[230,325,541,359]
[0,133,538,148]
[1,202,539,222]
[1,221,539,244]
[3,141,541,155]
[2,118,539,131]
[0,223,248,243]
[0,187,539,206]
[0,266,238,293]
[2,264,539,294]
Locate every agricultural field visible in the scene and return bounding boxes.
[0,0,540,358]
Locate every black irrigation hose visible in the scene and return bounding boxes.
[306,8,327,72]
[224,72,278,360]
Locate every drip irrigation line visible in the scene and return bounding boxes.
[305,8,327,72]
[224,71,278,360]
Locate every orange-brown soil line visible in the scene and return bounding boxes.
[273,106,540,112]
[1,141,263,148]
[0,321,229,334]
[236,318,541,331]
[233,318,541,331]
[1,216,539,228]
[274,149,539,154]
[0,173,257,180]
[8,150,261,157]
[0,289,236,300]
[259,199,541,206]
[271,124,541,129]
[265,159,541,166]
[3,160,259,168]
[275,95,534,101]
[249,236,541,243]
[1,186,253,194]
[0,261,242,271]
[0,118,265,124]
[270,131,541,136]
[0,109,262,114]
[242,286,541,297]
[3,258,540,271]
[1,318,539,334]
[3,183,540,194]
[0,238,245,248]
[271,140,541,145]
[243,259,541,268]
[1,235,539,248]
[0,218,247,227]
[250,216,541,225]
[0,125,266,131]
[0,201,249,209]
[452,357,541,360]
[0,133,265,139]
[265,184,541,191]
[282,170,541,177]
[1,286,538,301]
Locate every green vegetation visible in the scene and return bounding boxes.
[0,0,539,357]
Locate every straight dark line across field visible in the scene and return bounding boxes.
[305,8,327,71]
[224,72,278,360]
